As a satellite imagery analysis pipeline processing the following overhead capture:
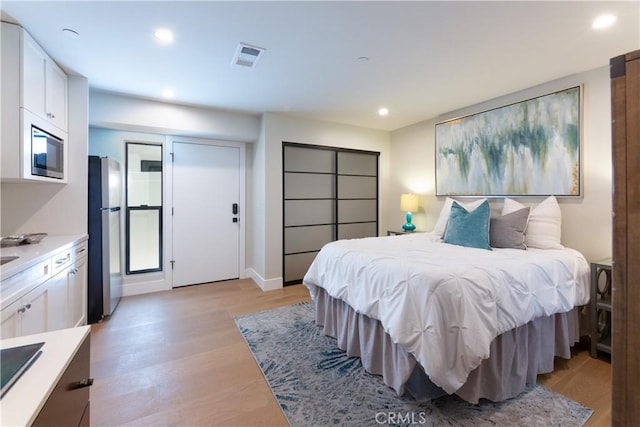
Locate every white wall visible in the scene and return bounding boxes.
[89,90,261,142]
[390,66,612,263]
[89,100,393,293]
[249,113,391,290]
[88,93,264,295]
[88,128,167,296]
[1,76,89,236]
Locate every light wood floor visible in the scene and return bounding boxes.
[89,279,611,426]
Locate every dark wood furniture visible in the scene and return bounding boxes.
[610,48,640,426]
[32,332,91,427]
[590,259,612,357]
[387,229,419,236]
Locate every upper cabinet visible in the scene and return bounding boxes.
[1,22,68,183]
[21,31,68,133]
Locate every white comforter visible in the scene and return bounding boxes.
[302,232,590,394]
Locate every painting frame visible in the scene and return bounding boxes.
[435,86,582,198]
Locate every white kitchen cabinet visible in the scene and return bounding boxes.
[68,244,88,328]
[0,236,88,340]
[47,268,69,332]
[19,281,51,336]
[21,28,67,132]
[0,257,52,339]
[1,298,22,339]
[1,279,51,339]
[1,22,69,183]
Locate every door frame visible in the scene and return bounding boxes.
[165,136,246,288]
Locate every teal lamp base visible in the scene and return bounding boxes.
[402,211,416,231]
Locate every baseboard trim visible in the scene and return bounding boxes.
[122,277,171,297]
[246,268,283,291]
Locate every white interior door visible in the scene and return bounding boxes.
[172,141,241,287]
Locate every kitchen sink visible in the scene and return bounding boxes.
[0,256,19,265]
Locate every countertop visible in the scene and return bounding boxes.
[0,234,88,281]
[0,326,91,427]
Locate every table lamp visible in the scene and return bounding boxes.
[400,193,419,231]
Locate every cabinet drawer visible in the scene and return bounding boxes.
[72,241,88,263]
[32,334,91,427]
[51,248,72,275]
[0,259,51,310]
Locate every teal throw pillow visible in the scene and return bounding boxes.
[443,200,492,250]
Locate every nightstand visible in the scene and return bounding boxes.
[590,258,612,358]
[387,230,419,236]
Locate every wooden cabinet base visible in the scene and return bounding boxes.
[32,334,91,427]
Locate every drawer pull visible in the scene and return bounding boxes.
[77,248,87,254]
[17,303,31,313]
[55,257,68,265]
[71,378,94,389]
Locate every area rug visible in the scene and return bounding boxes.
[234,302,593,427]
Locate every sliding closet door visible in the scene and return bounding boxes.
[283,143,379,285]
[283,145,336,285]
[337,151,378,239]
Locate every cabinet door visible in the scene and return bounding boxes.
[0,298,22,340]
[68,257,87,327]
[47,269,69,332]
[21,31,47,119]
[20,284,50,336]
[46,61,67,131]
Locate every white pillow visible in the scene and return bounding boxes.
[433,197,488,237]
[502,196,562,249]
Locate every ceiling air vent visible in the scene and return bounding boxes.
[232,43,265,68]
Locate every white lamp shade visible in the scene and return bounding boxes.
[400,193,419,212]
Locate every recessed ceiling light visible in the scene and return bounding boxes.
[592,14,617,30]
[378,107,389,116]
[162,89,174,99]
[154,28,174,43]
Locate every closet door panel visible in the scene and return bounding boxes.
[285,146,334,173]
[337,176,377,199]
[284,225,334,255]
[338,223,377,240]
[284,252,319,283]
[338,200,377,224]
[337,151,377,176]
[284,200,335,227]
[284,173,335,199]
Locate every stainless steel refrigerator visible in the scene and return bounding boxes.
[88,156,123,323]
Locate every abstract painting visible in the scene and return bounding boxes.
[435,86,581,197]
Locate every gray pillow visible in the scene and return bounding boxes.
[490,207,530,249]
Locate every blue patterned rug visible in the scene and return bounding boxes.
[234,302,593,427]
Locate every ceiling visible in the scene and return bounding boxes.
[1,1,639,131]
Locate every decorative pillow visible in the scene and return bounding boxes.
[443,200,491,250]
[502,196,562,249]
[490,207,530,249]
[433,197,488,237]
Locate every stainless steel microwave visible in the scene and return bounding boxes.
[31,125,64,179]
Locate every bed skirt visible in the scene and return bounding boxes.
[312,285,580,403]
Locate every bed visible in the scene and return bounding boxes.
[302,197,590,403]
